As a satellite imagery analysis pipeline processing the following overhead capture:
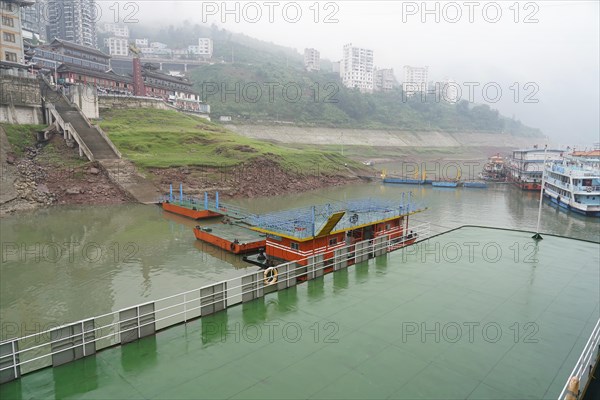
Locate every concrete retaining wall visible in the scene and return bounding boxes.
[0,104,43,124]
[66,85,99,119]
[0,74,43,124]
[98,96,173,111]
[225,124,544,149]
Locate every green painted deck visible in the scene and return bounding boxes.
[201,223,266,243]
[2,227,598,399]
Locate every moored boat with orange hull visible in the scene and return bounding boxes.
[162,202,221,220]
[506,147,564,191]
[514,181,542,191]
[245,195,428,270]
[193,224,266,254]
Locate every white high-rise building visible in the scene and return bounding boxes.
[102,23,129,38]
[20,0,47,43]
[46,0,97,48]
[304,48,320,71]
[150,42,167,49]
[374,68,397,92]
[332,61,341,74]
[439,78,459,103]
[198,38,213,58]
[402,65,429,97]
[135,38,148,47]
[104,37,128,56]
[340,43,374,93]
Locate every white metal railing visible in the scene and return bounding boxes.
[64,121,94,161]
[46,103,94,161]
[557,318,600,400]
[575,185,600,193]
[54,87,121,160]
[0,222,431,378]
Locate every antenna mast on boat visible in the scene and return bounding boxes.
[533,144,548,240]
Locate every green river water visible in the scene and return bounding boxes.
[1,182,599,340]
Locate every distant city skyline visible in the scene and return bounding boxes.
[105,1,596,146]
[56,1,600,145]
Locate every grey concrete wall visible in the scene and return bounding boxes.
[225,124,545,149]
[67,85,99,119]
[0,75,41,106]
[98,96,172,111]
[0,74,43,124]
[0,105,43,124]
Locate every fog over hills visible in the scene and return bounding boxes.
[101,1,599,146]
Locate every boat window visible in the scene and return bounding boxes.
[290,242,299,250]
[329,238,337,246]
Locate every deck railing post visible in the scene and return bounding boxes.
[137,306,141,339]
[81,321,86,357]
[184,293,187,322]
[12,340,18,380]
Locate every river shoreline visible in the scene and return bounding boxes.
[0,135,366,217]
[1,123,528,217]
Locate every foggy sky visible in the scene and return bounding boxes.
[99,1,599,146]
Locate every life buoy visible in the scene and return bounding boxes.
[264,267,278,285]
[565,376,579,400]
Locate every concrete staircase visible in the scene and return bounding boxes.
[41,78,119,160]
[41,78,160,204]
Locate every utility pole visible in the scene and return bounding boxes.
[532,144,548,240]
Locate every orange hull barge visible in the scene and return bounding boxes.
[162,202,221,220]
[514,182,541,191]
[246,196,427,270]
[193,224,266,255]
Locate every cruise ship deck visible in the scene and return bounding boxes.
[1,227,598,399]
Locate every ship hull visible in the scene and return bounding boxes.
[432,181,458,188]
[161,202,222,220]
[383,178,425,185]
[463,182,488,188]
[513,181,541,191]
[544,191,600,217]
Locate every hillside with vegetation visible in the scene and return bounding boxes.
[97,108,361,173]
[129,22,304,67]
[129,23,542,137]
[97,108,367,198]
[189,64,540,136]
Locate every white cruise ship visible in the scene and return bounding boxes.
[543,150,600,217]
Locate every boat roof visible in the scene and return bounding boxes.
[513,148,563,153]
[248,197,425,242]
[572,150,600,157]
[2,227,597,399]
